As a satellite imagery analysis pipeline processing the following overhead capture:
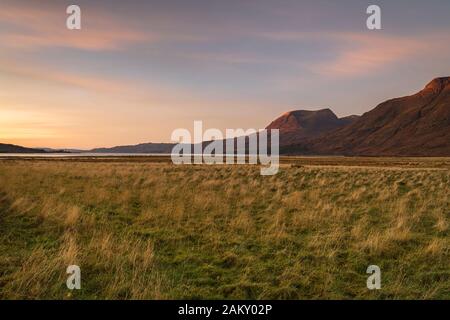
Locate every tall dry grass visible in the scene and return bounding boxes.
[0,159,448,299]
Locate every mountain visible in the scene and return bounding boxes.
[266,109,359,146]
[0,143,47,153]
[283,77,450,156]
[130,109,360,154]
[90,142,175,154]
[3,77,448,157]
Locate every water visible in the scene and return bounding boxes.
[0,153,172,157]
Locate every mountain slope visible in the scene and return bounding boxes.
[0,143,47,153]
[285,77,450,156]
[90,142,175,154]
[266,109,359,146]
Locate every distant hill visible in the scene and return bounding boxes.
[266,109,359,146]
[283,77,450,156]
[87,110,360,155]
[0,143,47,153]
[90,143,175,154]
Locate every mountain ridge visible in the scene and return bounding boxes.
[90,142,175,154]
[0,143,47,154]
[283,77,450,156]
[266,108,360,146]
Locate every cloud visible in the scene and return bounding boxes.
[0,3,152,51]
[0,60,131,94]
[318,32,450,77]
[258,30,450,77]
[313,33,425,76]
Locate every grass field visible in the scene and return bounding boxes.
[0,157,449,299]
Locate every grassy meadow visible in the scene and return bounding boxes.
[0,157,449,299]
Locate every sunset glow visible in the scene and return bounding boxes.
[1,0,450,149]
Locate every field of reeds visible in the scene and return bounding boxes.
[0,157,448,299]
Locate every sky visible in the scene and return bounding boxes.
[1,0,449,149]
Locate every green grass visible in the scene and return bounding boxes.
[0,159,448,299]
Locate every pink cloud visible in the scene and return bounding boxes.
[0,3,152,51]
[256,30,450,77]
[312,32,450,77]
[0,60,130,94]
